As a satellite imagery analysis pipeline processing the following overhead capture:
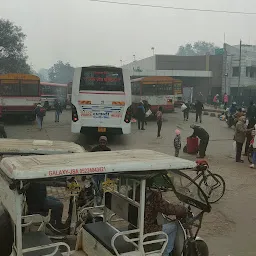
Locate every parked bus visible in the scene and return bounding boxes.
[173,79,183,107]
[131,76,178,114]
[40,82,68,109]
[0,73,40,120]
[71,66,132,134]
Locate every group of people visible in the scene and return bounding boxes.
[136,100,164,138]
[182,100,204,123]
[34,99,63,130]
[213,93,229,109]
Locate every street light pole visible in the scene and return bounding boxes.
[120,59,123,67]
[151,47,155,56]
[224,73,228,93]
[237,40,242,99]
[133,54,136,61]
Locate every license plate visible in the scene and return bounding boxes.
[98,127,106,132]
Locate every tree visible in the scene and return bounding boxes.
[38,68,49,82]
[48,61,74,83]
[0,19,31,74]
[176,41,220,56]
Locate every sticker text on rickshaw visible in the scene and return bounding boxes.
[48,166,106,176]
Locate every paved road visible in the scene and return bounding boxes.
[5,109,256,256]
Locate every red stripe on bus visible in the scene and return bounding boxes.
[79,91,125,95]
[0,96,40,98]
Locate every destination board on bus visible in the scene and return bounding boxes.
[79,67,124,91]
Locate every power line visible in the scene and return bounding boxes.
[88,0,256,15]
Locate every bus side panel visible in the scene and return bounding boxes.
[71,67,82,101]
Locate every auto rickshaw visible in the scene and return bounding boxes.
[0,149,211,256]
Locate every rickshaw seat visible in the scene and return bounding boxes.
[83,191,138,254]
[84,222,136,254]
[22,231,62,256]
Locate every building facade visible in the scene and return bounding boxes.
[223,44,256,103]
[122,54,223,103]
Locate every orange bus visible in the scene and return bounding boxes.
[131,76,179,113]
[173,79,183,106]
[0,73,40,120]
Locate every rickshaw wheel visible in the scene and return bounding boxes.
[192,240,209,256]
[0,205,13,256]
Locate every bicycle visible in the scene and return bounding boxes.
[152,159,226,204]
[193,160,226,203]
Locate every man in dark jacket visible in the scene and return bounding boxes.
[91,136,111,152]
[143,100,150,125]
[54,99,62,122]
[195,100,204,123]
[34,104,46,130]
[0,122,7,138]
[190,124,209,158]
[91,136,111,193]
[137,102,145,130]
[245,101,256,155]
[183,101,190,121]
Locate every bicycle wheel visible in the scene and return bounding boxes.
[198,173,226,203]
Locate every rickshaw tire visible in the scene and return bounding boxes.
[192,240,209,256]
[198,173,226,204]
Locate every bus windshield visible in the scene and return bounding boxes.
[41,85,67,97]
[0,80,39,96]
[142,84,173,96]
[79,67,124,92]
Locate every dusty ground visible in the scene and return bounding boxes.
[5,109,256,256]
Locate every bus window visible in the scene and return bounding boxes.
[131,82,140,95]
[21,81,39,96]
[79,67,124,92]
[142,84,157,95]
[0,80,20,96]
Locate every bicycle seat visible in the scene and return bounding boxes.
[196,159,209,167]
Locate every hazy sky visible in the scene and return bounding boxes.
[1,0,256,70]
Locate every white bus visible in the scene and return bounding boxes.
[71,66,132,134]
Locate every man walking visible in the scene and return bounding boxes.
[183,101,190,121]
[137,102,145,130]
[34,104,46,130]
[234,116,252,163]
[195,100,204,123]
[223,93,228,109]
[54,99,62,122]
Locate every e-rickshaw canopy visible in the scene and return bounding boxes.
[0,139,85,156]
[0,149,197,180]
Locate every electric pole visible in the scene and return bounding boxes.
[237,40,242,99]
